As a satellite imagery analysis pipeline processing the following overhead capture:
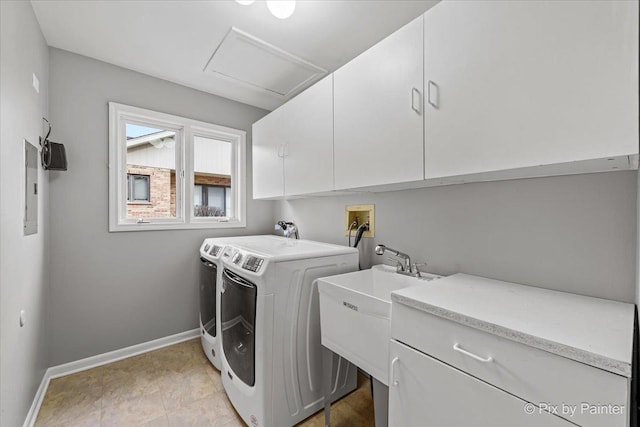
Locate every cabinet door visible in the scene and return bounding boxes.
[252,107,284,199]
[389,340,574,427]
[334,16,424,190]
[424,0,639,179]
[283,75,334,196]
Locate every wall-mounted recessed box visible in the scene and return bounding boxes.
[344,204,374,238]
[24,139,38,236]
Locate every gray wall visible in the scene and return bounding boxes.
[277,171,637,303]
[48,48,273,365]
[0,1,50,425]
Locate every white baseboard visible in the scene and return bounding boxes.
[23,328,200,427]
[46,328,200,379]
[22,373,50,427]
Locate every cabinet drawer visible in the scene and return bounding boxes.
[391,303,629,427]
[390,340,574,427]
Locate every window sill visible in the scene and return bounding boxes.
[109,219,247,232]
[127,201,152,205]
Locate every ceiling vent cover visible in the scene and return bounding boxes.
[204,27,327,99]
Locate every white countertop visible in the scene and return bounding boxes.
[391,273,635,377]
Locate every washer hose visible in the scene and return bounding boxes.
[353,223,369,248]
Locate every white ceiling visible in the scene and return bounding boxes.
[31,0,439,111]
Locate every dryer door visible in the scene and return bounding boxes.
[221,268,257,386]
[199,257,217,337]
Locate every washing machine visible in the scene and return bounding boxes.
[219,237,359,427]
[199,235,283,370]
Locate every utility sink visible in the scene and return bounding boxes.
[317,264,441,385]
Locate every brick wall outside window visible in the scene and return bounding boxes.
[170,171,176,217]
[126,166,231,218]
[126,165,174,218]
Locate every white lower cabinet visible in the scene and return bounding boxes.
[389,340,573,427]
[389,274,633,427]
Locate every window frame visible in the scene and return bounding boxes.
[109,102,247,232]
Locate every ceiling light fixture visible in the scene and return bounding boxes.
[235,0,255,5]
[266,0,296,19]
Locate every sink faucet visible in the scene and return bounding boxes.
[275,220,299,239]
[375,244,422,278]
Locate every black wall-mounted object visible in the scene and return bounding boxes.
[40,118,68,171]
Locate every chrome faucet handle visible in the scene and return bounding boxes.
[411,263,427,277]
[412,262,427,271]
[391,259,407,272]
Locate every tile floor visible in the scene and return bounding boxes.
[34,338,374,427]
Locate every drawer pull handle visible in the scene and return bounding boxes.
[391,357,400,386]
[453,343,493,363]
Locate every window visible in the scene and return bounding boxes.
[127,174,150,202]
[109,102,246,231]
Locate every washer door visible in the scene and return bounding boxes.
[199,257,217,337]
[221,268,257,386]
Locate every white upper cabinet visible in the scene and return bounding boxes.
[252,75,334,199]
[253,1,639,198]
[333,16,424,190]
[282,75,334,196]
[252,106,284,199]
[423,0,639,179]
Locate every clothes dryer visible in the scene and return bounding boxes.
[198,235,283,369]
[219,237,359,427]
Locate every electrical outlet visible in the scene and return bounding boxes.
[344,204,375,238]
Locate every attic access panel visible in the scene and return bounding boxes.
[204,28,327,98]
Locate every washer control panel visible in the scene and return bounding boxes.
[222,247,266,274]
[201,240,225,261]
[242,255,264,273]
